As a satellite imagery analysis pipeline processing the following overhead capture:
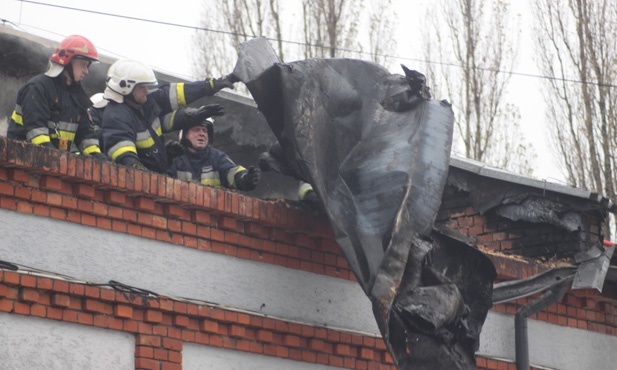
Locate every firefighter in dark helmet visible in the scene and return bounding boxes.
[168,118,260,191]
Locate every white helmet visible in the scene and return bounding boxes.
[104,59,157,103]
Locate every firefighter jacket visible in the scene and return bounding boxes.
[167,147,248,190]
[8,73,102,154]
[102,81,217,174]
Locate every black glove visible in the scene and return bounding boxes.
[89,152,108,161]
[235,166,260,191]
[119,156,149,171]
[183,105,224,126]
[303,190,320,206]
[165,140,184,166]
[130,162,149,171]
[207,73,239,91]
[40,142,55,149]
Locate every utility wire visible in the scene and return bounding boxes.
[9,0,617,88]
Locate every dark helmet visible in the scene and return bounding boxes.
[180,118,214,148]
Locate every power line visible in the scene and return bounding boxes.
[10,0,617,89]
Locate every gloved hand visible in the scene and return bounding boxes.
[303,190,320,206]
[120,156,149,171]
[208,73,240,91]
[165,140,184,166]
[89,152,108,161]
[40,142,56,149]
[130,162,149,172]
[236,166,260,191]
[183,105,224,126]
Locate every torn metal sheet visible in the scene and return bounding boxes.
[235,37,496,369]
[573,244,615,291]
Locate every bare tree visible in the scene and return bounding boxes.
[422,0,535,176]
[192,0,284,79]
[301,0,361,59]
[193,0,397,77]
[531,0,617,200]
[367,0,397,67]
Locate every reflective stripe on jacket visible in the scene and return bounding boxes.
[7,73,101,154]
[167,147,246,189]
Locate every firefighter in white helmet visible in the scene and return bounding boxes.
[101,58,238,173]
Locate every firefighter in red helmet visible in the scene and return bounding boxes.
[8,35,106,159]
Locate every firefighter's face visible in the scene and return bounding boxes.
[186,126,209,151]
[131,84,149,105]
[70,59,90,82]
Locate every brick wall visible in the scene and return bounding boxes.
[0,137,615,369]
[437,183,603,259]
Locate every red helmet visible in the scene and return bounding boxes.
[50,35,99,66]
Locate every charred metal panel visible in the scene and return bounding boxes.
[237,37,496,369]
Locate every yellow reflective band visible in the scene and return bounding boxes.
[154,125,162,136]
[167,110,177,131]
[200,178,222,188]
[11,111,23,125]
[227,166,246,187]
[57,130,76,141]
[176,83,186,107]
[82,145,101,155]
[31,135,51,145]
[111,146,137,161]
[299,182,314,199]
[136,136,155,149]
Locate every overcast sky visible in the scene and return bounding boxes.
[1,0,564,182]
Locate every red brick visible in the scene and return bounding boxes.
[360,347,374,360]
[307,337,326,351]
[0,299,14,312]
[335,343,350,356]
[173,315,189,327]
[137,334,162,347]
[200,319,219,333]
[0,183,14,196]
[283,334,301,347]
[20,275,36,288]
[135,197,155,211]
[162,338,183,351]
[230,325,246,338]
[114,304,133,318]
[40,176,63,191]
[154,348,168,361]
[145,309,163,323]
[78,312,94,325]
[134,358,159,370]
[46,193,63,207]
[245,222,269,238]
[164,204,190,220]
[136,345,154,358]
[20,289,39,303]
[9,169,30,183]
[51,294,71,308]
[161,363,181,370]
